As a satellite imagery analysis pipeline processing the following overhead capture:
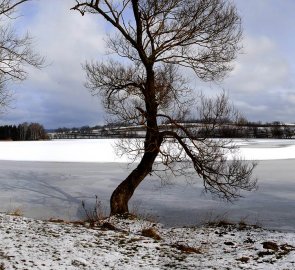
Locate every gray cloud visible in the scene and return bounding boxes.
[220,0,295,123]
[1,0,107,128]
[1,0,295,127]
[225,36,290,93]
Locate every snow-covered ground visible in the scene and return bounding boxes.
[0,139,126,163]
[234,139,295,160]
[0,138,295,162]
[0,214,295,270]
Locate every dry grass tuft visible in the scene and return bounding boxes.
[101,222,118,231]
[81,195,107,227]
[171,243,202,254]
[48,218,65,224]
[8,208,23,217]
[141,228,161,240]
[237,256,250,263]
[262,241,279,251]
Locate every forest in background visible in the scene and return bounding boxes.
[0,123,48,141]
[52,120,295,140]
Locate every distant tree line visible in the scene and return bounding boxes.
[0,122,48,141]
[195,120,295,139]
[197,124,294,139]
[53,120,295,140]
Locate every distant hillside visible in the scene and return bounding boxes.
[51,121,295,140]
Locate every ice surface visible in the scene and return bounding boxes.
[0,139,294,231]
[0,159,294,231]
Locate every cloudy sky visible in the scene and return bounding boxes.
[0,0,294,129]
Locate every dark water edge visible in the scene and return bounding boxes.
[0,160,294,231]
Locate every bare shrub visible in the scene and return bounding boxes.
[81,195,107,226]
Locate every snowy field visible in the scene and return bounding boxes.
[0,139,295,269]
[1,138,295,162]
[1,214,295,270]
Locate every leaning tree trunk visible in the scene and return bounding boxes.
[110,142,160,215]
[110,66,160,215]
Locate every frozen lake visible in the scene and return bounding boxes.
[0,139,294,231]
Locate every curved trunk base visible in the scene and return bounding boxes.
[110,151,159,215]
[110,182,132,215]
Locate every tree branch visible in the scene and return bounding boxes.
[0,0,29,15]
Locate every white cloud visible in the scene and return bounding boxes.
[285,94,295,105]
[3,0,109,128]
[224,36,290,93]
[234,100,268,113]
[2,1,295,126]
[25,0,106,85]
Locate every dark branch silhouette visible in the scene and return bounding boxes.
[0,0,44,110]
[72,0,256,215]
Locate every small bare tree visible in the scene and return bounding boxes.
[0,0,44,110]
[72,0,257,215]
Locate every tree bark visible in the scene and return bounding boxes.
[110,144,160,215]
[110,65,160,215]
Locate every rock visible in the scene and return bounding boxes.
[224,241,235,246]
[237,257,250,263]
[262,241,279,251]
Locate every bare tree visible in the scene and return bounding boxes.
[0,0,44,109]
[72,0,257,215]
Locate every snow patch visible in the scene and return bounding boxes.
[0,138,294,163]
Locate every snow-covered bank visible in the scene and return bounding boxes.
[0,214,295,270]
[234,139,295,160]
[0,139,295,163]
[0,139,126,163]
